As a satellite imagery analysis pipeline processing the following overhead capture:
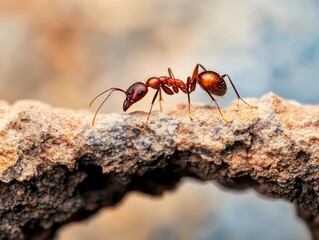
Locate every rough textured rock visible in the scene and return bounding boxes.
[0,93,318,239]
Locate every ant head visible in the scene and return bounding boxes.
[123,82,148,111]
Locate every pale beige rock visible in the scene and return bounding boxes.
[0,93,318,239]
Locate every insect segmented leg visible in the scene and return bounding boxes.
[221,74,258,109]
[145,88,160,127]
[197,81,229,124]
[159,88,163,112]
[186,76,193,121]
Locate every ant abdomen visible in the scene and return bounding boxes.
[197,71,227,96]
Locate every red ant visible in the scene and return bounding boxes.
[89,64,256,126]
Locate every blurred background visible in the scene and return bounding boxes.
[0,0,317,239]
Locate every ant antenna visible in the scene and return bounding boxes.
[89,88,125,126]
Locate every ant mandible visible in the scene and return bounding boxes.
[89,64,256,126]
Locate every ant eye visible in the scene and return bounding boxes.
[137,89,144,96]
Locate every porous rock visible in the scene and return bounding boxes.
[0,93,318,239]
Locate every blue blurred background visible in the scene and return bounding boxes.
[0,0,317,239]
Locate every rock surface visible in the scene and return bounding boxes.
[0,93,318,239]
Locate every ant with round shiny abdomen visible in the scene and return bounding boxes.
[89,64,257,126]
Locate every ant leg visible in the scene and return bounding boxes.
[197,64,207,71]
[145,88,160,127]
[221,74,258,109]
[192,64,200,81]
[197,81,229,124]
[159,68,174,113]
[186,76,193,121]
[159,88,163,112]
[168,68,175,79]
[192,64,207,80]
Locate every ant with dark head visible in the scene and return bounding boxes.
[89,64,257,126]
